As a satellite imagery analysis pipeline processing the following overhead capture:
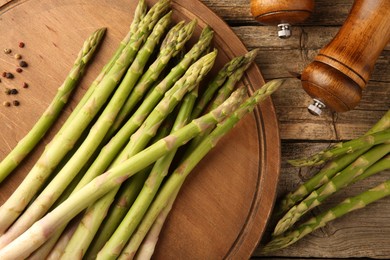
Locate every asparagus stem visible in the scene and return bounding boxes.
[0,12,172,250]
[61,51,217,258]
[276,147,370,216]
[273,143,390,236]
[0,83,243,259]
[71,26,213,193]
[118,80,283,259]
[97,87,200,259]
[191,49,258,119]
[187,50,258,151]
[208,49,258,111]
[85,114,177,258]
[106,19,197,137]
[365,109,390,135]
[353,154,390,182]
[27,8,150,255]
[0,0,170,235]
[288,129,390,167]
[276,109,390,215]
[263,177,390,252]
[0,27,106,184]
[60,0,148,132]
[134,186,180,260]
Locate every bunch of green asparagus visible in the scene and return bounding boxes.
[262,109,390,252]
[0,0,284,258]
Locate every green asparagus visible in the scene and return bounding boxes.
[273,143,390,236]
[0,11,172,249]
[60,0,147,132]
[97,87,201,259]
[0,0,170,235]
[118,80,284,258]
[276,109,390,215]
[0,27,106,184]
[288,129,390,167]
[106,19,197,136]
[263,177,390,252]
[61,51,217,258]
[0,80,243,259]
[71,26,213,193]
[191,50,257,119]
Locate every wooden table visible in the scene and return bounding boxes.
[0,0,387,258]
[199,0,390,259]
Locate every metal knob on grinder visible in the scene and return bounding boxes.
[301,0,390,115]
[250,0,315,38]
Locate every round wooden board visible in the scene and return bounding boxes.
[0,0,281,258]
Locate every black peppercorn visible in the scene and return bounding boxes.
[19,60,28,67]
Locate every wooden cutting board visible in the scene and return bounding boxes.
[0,0,281,258]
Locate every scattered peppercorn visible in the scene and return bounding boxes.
[18,42,25,48]
[3,48,11,54]
[12,100,20,106]
[4,88,11,95]
[10,88,18,95]
[3,101,11,107]
[14,54,22,60]
[2,72,6,77]
[19,60,28,67]
[22,82,29,88]
[5,72,14,79]
[16,68,23,73]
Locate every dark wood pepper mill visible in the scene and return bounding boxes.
[301,0,390,115]
[250,0,315,38]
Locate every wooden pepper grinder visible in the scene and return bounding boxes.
[301,0,390,115]
[250,0,315,38]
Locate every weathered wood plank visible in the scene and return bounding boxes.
[198,0,390,259]
[255,142,390,259]
[201,0,356,26]
[251,49,390,82]
[269,79,389,141]
[233,26,390,51]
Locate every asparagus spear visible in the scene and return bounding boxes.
[273,143,390,236]
[353,154,390,182]
[43,35,214,256]
[288,129,390,167]
[0,0,170,235]
[0,81,243,260]
[276,109,390,215]
[0,27,106,184]
[117,80,284,259]
[190,50,257,119]
[0,12,172,250]
[60,0,148,132]
[263,176,390,252]
[187,50,258,150]
[106,20,197,137]
[96,87,201,259]
[276,148,370,216]
[365,109,390,134]
[41,21,200,259]
[208,49,258,111]
[61,51,217,258]
[86,90,197,258]
[71,26,214,193]
[135,186,180,260]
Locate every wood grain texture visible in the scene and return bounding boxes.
[0,0,280,259]
[199,0,389,258]
[0,0,388,259]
